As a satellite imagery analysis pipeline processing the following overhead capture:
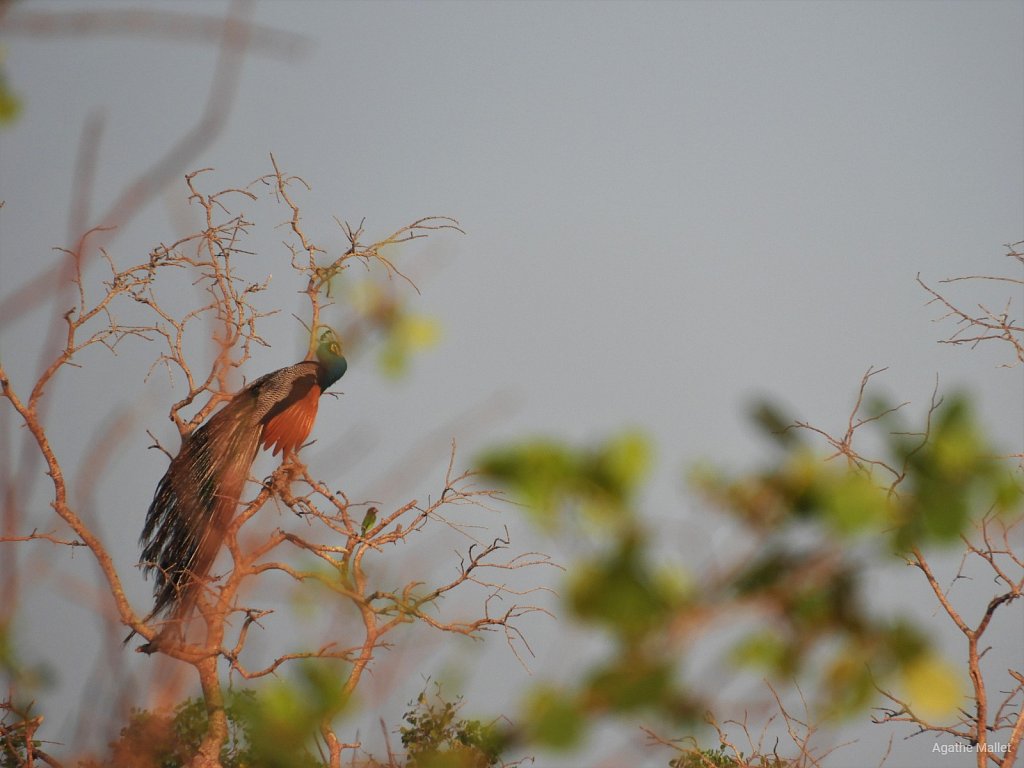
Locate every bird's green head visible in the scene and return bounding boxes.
[315,327,348,387]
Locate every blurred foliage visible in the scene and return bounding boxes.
[481,430,698,749]
[0,49,23,126]
[889,396,1021,547]
[900,652,964,720]
[378,313,441,378]
[0,622,53,768]
[0,620,52,693]
[477,429,651,530]
[476,392,1022,756]
[520,686,585,750]
[235,661,348,767]
[735,395,1022,549]
[347,278,441,378]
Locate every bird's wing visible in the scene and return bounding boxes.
[254,362,322,456]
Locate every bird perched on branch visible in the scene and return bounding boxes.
[135,328,347,643]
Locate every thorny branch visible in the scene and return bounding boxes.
[871,514,1024,767]
[260,155,464,359]
[790,366,910,485]
[1,163,544,766]
[227,445,558,686]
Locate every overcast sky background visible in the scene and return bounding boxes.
[1,1,1022,766]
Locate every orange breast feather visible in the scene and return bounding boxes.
[261,383,321,456]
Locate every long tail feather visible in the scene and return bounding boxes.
[140,398,262,621]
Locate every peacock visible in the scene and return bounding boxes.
[135,328,347,643]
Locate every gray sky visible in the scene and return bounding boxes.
[1,1,1022,766]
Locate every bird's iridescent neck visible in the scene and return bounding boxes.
[316,345,347,389]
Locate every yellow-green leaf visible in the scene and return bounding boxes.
[901,653,962,719]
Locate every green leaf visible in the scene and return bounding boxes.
[584,654,675,713]
[523,687,585,750]
[593,429,653,499]
[568,533,677,640]
[749,399,801,446]
[820,470,891,535]
[731,630,791,674]
[0,61,22,127]
[901,653,964,719]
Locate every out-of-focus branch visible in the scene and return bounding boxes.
[0,0,270,643]
[1,6,308,59]
[0,0,257,328]
[261,155,463,357]
[0,361,141,635]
